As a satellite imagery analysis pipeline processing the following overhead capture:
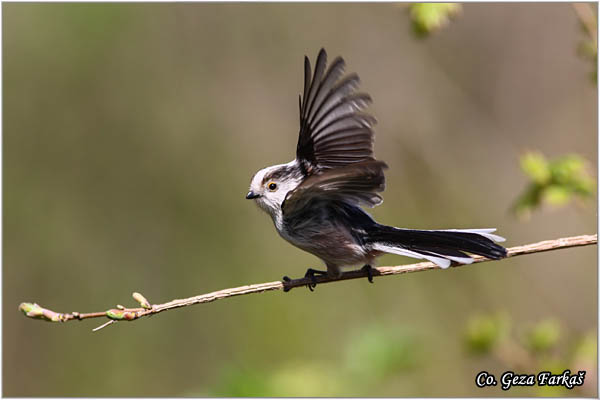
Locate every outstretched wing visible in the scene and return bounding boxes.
[282,160,387,216]
[296,49,376,176]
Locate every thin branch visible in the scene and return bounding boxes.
[92,320,116,332]
[19,234,597,331]
[573,3,598,45]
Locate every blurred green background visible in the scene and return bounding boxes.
[4,3,597,397]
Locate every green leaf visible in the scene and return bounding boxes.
[572,332,597,364]
[543,185,572,206]
[211,367,273,397]
[267,363,343,397]
[409,3,462,37]
[464,312,509,354]
[512,184,543,220]
[513,152,595,217]
[577,39,597,84]
[521,152,550,184]
[211,363,344,397]
[572,174,595,196]
[524,319,561,353]
[577,39,597,61]
[345,325,420,379]
[550,155,584,183]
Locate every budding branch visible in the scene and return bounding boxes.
[19,234,597,331]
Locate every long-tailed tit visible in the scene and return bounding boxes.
[246,49,507,289]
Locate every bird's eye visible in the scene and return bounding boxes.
[268,182,278,191]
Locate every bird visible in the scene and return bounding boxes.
[246,48,507,290]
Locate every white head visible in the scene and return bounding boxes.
[246,160,303,223]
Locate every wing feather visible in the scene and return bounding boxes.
[307,57,346,123]
[282,160,388,216]
[303,50,328,125]
[312,113,376,142]
[297,49,376,174]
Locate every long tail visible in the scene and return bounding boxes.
[368,226,507,269]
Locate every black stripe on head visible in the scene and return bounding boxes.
[261,165,302,184]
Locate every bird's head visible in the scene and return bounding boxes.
[246,161,302,219]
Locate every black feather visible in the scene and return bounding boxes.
[296,49,378,174]
[368,227,508,260]
[282,160,388,216]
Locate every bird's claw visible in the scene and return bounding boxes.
[304,268,327,291]
[281,269,325,292]
[361,264,374,283]
[282,276,292,292]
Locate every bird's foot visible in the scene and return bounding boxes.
[304,268,328,291]
[361,264,375,284]
[282,276,292,292]
[281,269,328,292]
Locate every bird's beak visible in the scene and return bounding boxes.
[246,191,260,199]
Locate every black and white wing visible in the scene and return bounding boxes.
[282,160,387,217]
[296,49,377,176]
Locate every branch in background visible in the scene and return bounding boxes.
[572,3,598,82]
[19,234,597,331]
[573,3,597,45]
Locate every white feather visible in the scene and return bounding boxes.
[438,228,506,243]
[372,244,452,269]
[443,255,474,264]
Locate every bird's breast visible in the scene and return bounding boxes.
[277,214,367,267]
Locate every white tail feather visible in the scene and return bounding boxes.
[371,227,505,269]
[438,228,506,243]
[372,243,454,269]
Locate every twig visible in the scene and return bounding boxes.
[19,234,597,331]
[92,320,116,332]
[573,3,597,44]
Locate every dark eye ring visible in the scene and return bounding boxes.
[268,182,277,191]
